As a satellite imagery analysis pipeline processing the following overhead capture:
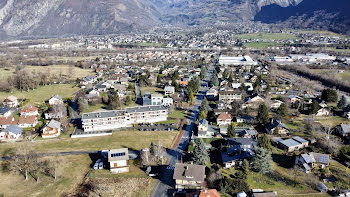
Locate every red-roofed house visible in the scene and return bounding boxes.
[18,116,38,128]
[0,117,16,129]
[20,106,39,116]
[217,112,232,126]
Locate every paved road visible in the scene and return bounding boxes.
[150,63,215,197]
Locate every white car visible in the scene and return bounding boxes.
[98,162,103,170]
[93,162,99,170]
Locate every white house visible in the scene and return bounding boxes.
[20,106,39,116]
[162,97,173,107]
[108,148,130,174]
[2,95,19,108]
[316,108,330,116]
[164,86,175,96]
[18,116,38,128]
[270,100,284,110]
[217,112,232,126]
[41,119,62,138]
[0,106,12,118]
[0,125,22,141]
[48,95,64,105]
[151,94,163,105]
[0,117,15,129]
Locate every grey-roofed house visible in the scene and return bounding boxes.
[265,120,289,135]
[48,95,63,105]
[235,128,258,139]
[292,136,309,148]
[221,138,257,168]
[295,152,330,173]
[173,163,206,189]
[108,148,129,174]
[337,124,350,138]
[42,119,62,138]
[164,86,175,96]
[0,125,22,140]
[0,106,12,117]
[278,138,304,152]
[197,119,214,138]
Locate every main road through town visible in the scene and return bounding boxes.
[149,62,215,197]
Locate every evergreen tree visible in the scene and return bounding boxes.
[257,104,269,125]
[192,138,209,165]
[172,71,180,80]
[337,95,347,109]
[199,110,207,120]
[321,88,338,102]
[156,75,162,84]
[150,142,155,156]
[311,100,319,114]
[215,65,221,74]
[200,98,209,114]
[109,93,121,110]
[252,147,274,174]
[242,159,250,177]
[258,134,272,151]
[228,73,233,83]
[276,103,288,118]
[200,66,208,80]
[210,74,219,87]
[227,123,236,138]
[223,69,229,79]
[188,88,195,105]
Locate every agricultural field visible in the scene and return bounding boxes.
[0,130,179,157]
[0,83,80,105]
[234,33,299,40]
[0,65,93,82]
[0,154,91,197]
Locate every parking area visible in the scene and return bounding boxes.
[138,123,175,131]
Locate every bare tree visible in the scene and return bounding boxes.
[7,145,37,181]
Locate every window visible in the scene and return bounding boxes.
[111,152,126,158]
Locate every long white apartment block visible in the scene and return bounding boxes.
[82,105,168,132]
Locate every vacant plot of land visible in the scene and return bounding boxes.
[234,33,299,40]
[0,154,91,197]
[315,116,350,127]
[247,163,329,196]
[0,65,93,81]
[0,131,178,156]
[157,109,186,125]
[140,87,163,95]
[0,83,80,105]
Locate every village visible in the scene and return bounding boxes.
[0,29,349,197]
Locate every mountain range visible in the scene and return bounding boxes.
[0,0,348,39]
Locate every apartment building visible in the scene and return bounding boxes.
[218,90,242,103]
[82,105,168,132]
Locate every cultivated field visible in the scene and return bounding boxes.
[234,33,299,40]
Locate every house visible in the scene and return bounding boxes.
[235,128,258,139]
[173,163,206,189]
[186,189,221,197]
[82,105,168,132]
[336,124,350,138]
[108,148,130,174]
[0,106,12,117]
[288,95,301,104]
[41,119,62,138]
[295,152,330,173]
[316,108,330,116]
[0,125,22,141]
[218,90,242,104]
[270,100,284,110]
[95,85,108,92]
[242,94,264,109]
[198,119,214,138]
[81,75,97,85]
[162,97,173,107]
[48,95,63,105]
[206,88,218,99]
[18,116,38,128]
[87,89,100,96]
[277,137,308,152]
[217,112,231,127]
[265,120,289,135]
[0,117,16,129]
[164,86,175,96]
[221,138,257,168]
[44,104,66,120]
[2,95,19,107]
[20,106,39,116]
[151,94,163,106]
[236,116,256,124]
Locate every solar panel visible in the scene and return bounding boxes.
[111,152,126,157]
[319,155,328,164]
[303,155,314,163]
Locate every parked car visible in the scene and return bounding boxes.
[93,162,99,170]
[98,162,103,170]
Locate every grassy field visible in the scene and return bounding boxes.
[315,116,350,127]
[0,155,91,197]
[140,87,163,95]
[246,42,280,49]
[157,109,186,125]
[0,130,178,156]
[247,163,330,197]
[0,83,80,105]
[234,33,299,40]
[0,65,93,81]
[311,69,350,82]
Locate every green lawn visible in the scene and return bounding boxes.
[83,103,108,113]
[140,87,163,95]
[0,130,178,156]
[315,116,350,127]
[157,109,186,125]
[234,33,299,40]
[0,84,80,105]
[246,42,280,49]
